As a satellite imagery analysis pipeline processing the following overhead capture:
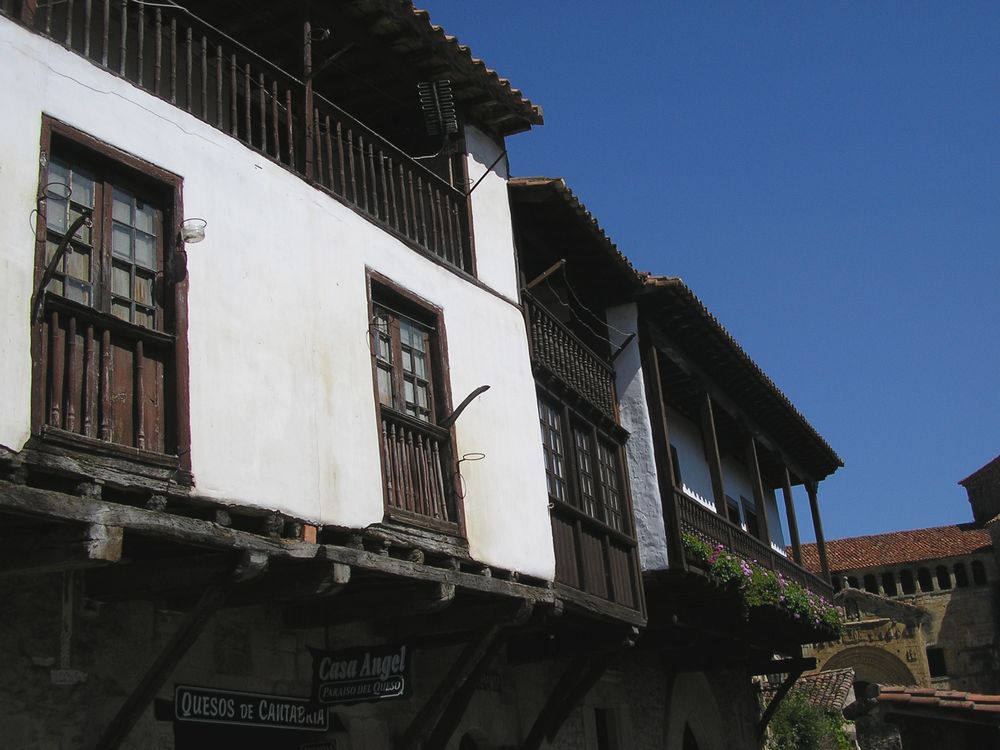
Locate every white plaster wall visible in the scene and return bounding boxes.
[666,407,715,510]
[464,125,519,301]
[0,20,554,579]
[608,303,669,571]
[721,456,786,548]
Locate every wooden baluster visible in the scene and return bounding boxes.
[83,323,96,438]
[134,0,141,82]
[270,80,279,159]
[416,177,427,247]
[153,8,161,93]
[407,171,418,241]
[101,0,109,67]
[418,435,433,517]
[244,63,252,145]
[229,54,238,137]
[399,165,410,237]
[201,36,208,117]
[66,315,78,432]
[381,420,395,507]
[284,89,294,167]
[185,27,192,112]
[335,121,346,196]
[431,441,447,521]
[427,183,439,256]
[133,339,145,449]
[403,428,417,512]
[446,198,458,267]
[313,109,323,186]
[168,17,176,103]
[44,0,52,34]
[346,128,357,204]
[118,0,127,76]
[324,115,335,191]
[260,75,268,155]
[215,45,223,128]
[386,157,398,230]
[83,0,92,57]
[357,135,369,213]
[99,328,112,441]
[49,310,63,428]
[367,142,378,217]
[66,0,74,46]
[388,423,402,511]
[379,150,390,222]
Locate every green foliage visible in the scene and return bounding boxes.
[767,690,853,750]
[680,534,843,635]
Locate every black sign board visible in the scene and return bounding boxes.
[174,685,329,732]
[310,643,409,705]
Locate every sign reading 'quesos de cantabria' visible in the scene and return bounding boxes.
[174,685,329,731]
[310,643,409,705]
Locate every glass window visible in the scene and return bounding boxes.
[371,304,434,422]
[538,398,567,502]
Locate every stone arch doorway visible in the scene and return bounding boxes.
[664,673,725,750]
[822,646,917,686]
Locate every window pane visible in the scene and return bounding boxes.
[412,351,426,378]
[112,263,131,297]
[46,197,68,233]
[45,238,60,264]
[111,298,131,321]
[112,188,132,225]
[574,427,597,517]
[65,278,91,305]
[415,383,427,408]
[134,273,154,306]
[135,308,154,329]
[69,204,92,244]
[47,160,69,196]
[135,232,156,269]
[135,201,155,234]
[377,367,394,407]
[65,247,90,282]
[70,169,95,208]
[404,379,414,405]
[112,223,133,260]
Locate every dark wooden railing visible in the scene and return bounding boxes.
[550,498,640,611]
[674,488,832,599]
[380,409,455,527]
[38,293,175,457]
[523,293,616,418]
[3,0,473,273]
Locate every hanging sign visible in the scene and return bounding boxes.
[174,685,329,731]
[310,643,410,705]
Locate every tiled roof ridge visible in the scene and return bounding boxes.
[879,685,1000,715]
[959,452,1000,486]
[408,3,543,127]
[640,275,842,470]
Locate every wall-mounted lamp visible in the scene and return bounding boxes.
[180,218,207,244]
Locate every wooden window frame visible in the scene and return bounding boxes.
[31,116,190,472]
[366,270,463,536]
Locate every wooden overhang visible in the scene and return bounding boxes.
[174,0,543,140]
[510,177,645,306]
[638,275,843,482]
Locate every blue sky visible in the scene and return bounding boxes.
[425,1,1000,541]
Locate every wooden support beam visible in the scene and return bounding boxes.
[699,391,727,514]
[229,560,350,606]
[758,663,808,739]
[85,552,234,600]
[637,321,686,572]
[807,482,830,583]
[284,581,455,628]
[781,467,803,565]
[745,436,772,546]
[92,551,268,750]
[0,523,122,576]
[521,648,620,750]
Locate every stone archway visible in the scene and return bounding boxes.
[822,646,917,686]
[664,673,725,750]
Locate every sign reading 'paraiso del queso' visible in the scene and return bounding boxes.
[310,643,409,706]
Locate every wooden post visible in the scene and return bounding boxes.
[781,466,802,565]
[637,316,686,571]
[302,10,314,180]
[20,0,38,24]
[745,435,772,547]
[807,481,831,583]
[699,391,727,515]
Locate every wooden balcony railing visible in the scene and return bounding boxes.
[523,293,616,419]
[379,409,455,528]
[3,0,473,273]
[674,488,833,599]
[37,293,176,458]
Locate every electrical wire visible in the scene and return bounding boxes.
[541,266,634,354]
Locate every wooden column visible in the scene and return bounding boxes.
[745,436,771,546]
[638,318,686,572]
[781,467,802,565]
[302,8,314,180]
[807,481,831,582]
[699,391,727,515]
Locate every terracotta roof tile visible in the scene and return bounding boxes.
[798,524,991,574]
[879,685,1000,718]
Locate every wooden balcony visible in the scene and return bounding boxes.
[35,293,176,461]
[379,408,456,532]
[674,488,832,600]
[2,0,472,273]
[523,293,616,419]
